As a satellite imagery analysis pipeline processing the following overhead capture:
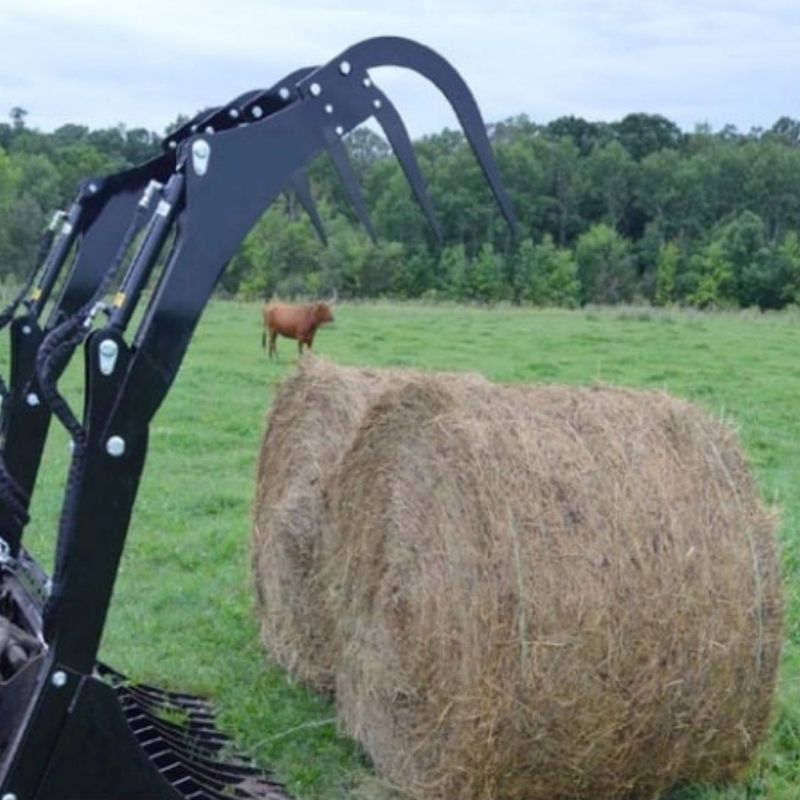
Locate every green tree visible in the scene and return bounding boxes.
[440,244,470,300]
[545,116,611,155]
[467,243,509,302]
[0,146,21,278]
[779,232,800,304]
[579,141,637,233]
[515,236,579,307]
[654,241,680,306]
[9,107,27,130]
[718,211,767,304]
[613,113,683,160]
[688,240,735,308]
[574,224,635,304]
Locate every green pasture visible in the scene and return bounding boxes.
[16,301,800,798]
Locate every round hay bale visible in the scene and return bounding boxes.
[328,378,782,800]
[251,357,487,692]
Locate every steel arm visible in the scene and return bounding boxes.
[0,36,516,799]
[0,163,171,555]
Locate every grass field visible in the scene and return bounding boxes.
[15,300,800,799]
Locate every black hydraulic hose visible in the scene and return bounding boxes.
[36,188,160,444]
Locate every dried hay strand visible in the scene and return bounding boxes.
[329,378,783,800]
[251,357,486,692]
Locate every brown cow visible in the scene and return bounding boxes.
[262,300,334,359]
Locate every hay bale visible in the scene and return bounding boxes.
[251,357,486,692]
[328,378,782,800]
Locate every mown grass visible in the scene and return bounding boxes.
[14,300,800,798]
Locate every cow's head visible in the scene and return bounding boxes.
[314,302,334,324]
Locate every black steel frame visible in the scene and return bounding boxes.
[0,36,516,799]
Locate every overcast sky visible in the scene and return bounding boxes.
[0,0,797,139]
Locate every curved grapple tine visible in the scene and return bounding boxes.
[298,36,518,234]
[290,170,328,245]
[370,84,442,242]
[324,133,376,242]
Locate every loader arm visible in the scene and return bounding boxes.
[0,164,172,556]
[0,36,516,800]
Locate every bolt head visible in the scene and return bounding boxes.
[278,87,291,101]
[191,139,211,177]
[339,60,352,75]
[324,103,334,114]
[3,792,18,800]
[362,77,372,88]
[228,108,239,119]
[309,82,322,97]
[335,126,344,136]
[251,105,263,119]
[204,125,214,134]
[373,98,382,110]
[106,436,126,457]
[88,183,98,193]
[21,325,31,335]
[25,392,40,407]
[51,670,67,688]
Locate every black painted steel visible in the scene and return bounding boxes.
[0,36,515,799]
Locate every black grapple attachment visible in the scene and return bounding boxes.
[0,36,516,799]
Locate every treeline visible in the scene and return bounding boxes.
[2,106,800,309]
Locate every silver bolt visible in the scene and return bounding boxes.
[362,77,372,88]
[278,87,291,101]
[191,139,211,177]
[324,104,334,114]
[339,60,351,75]
[373,98,382,110]
[21,325,31,335]
[228,108,239,119]
[190,124,198,132]
[106,436,126,457]
[88,183,98,193]
[26,393,40,407]
[168,140,177,150]
[69,439,75,454]
[51,670,67,688]
[309,82,322,97]
[98,338,119,376]
[3,792,18,800]
[335,126,344,136]
[204,125,214,134]
[251,105,263,119]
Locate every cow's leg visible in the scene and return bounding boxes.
[269,330,278,359]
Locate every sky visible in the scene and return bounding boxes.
[0,0,798,139]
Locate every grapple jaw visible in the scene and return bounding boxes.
[0,36,515,800]
[296,35,518,234]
